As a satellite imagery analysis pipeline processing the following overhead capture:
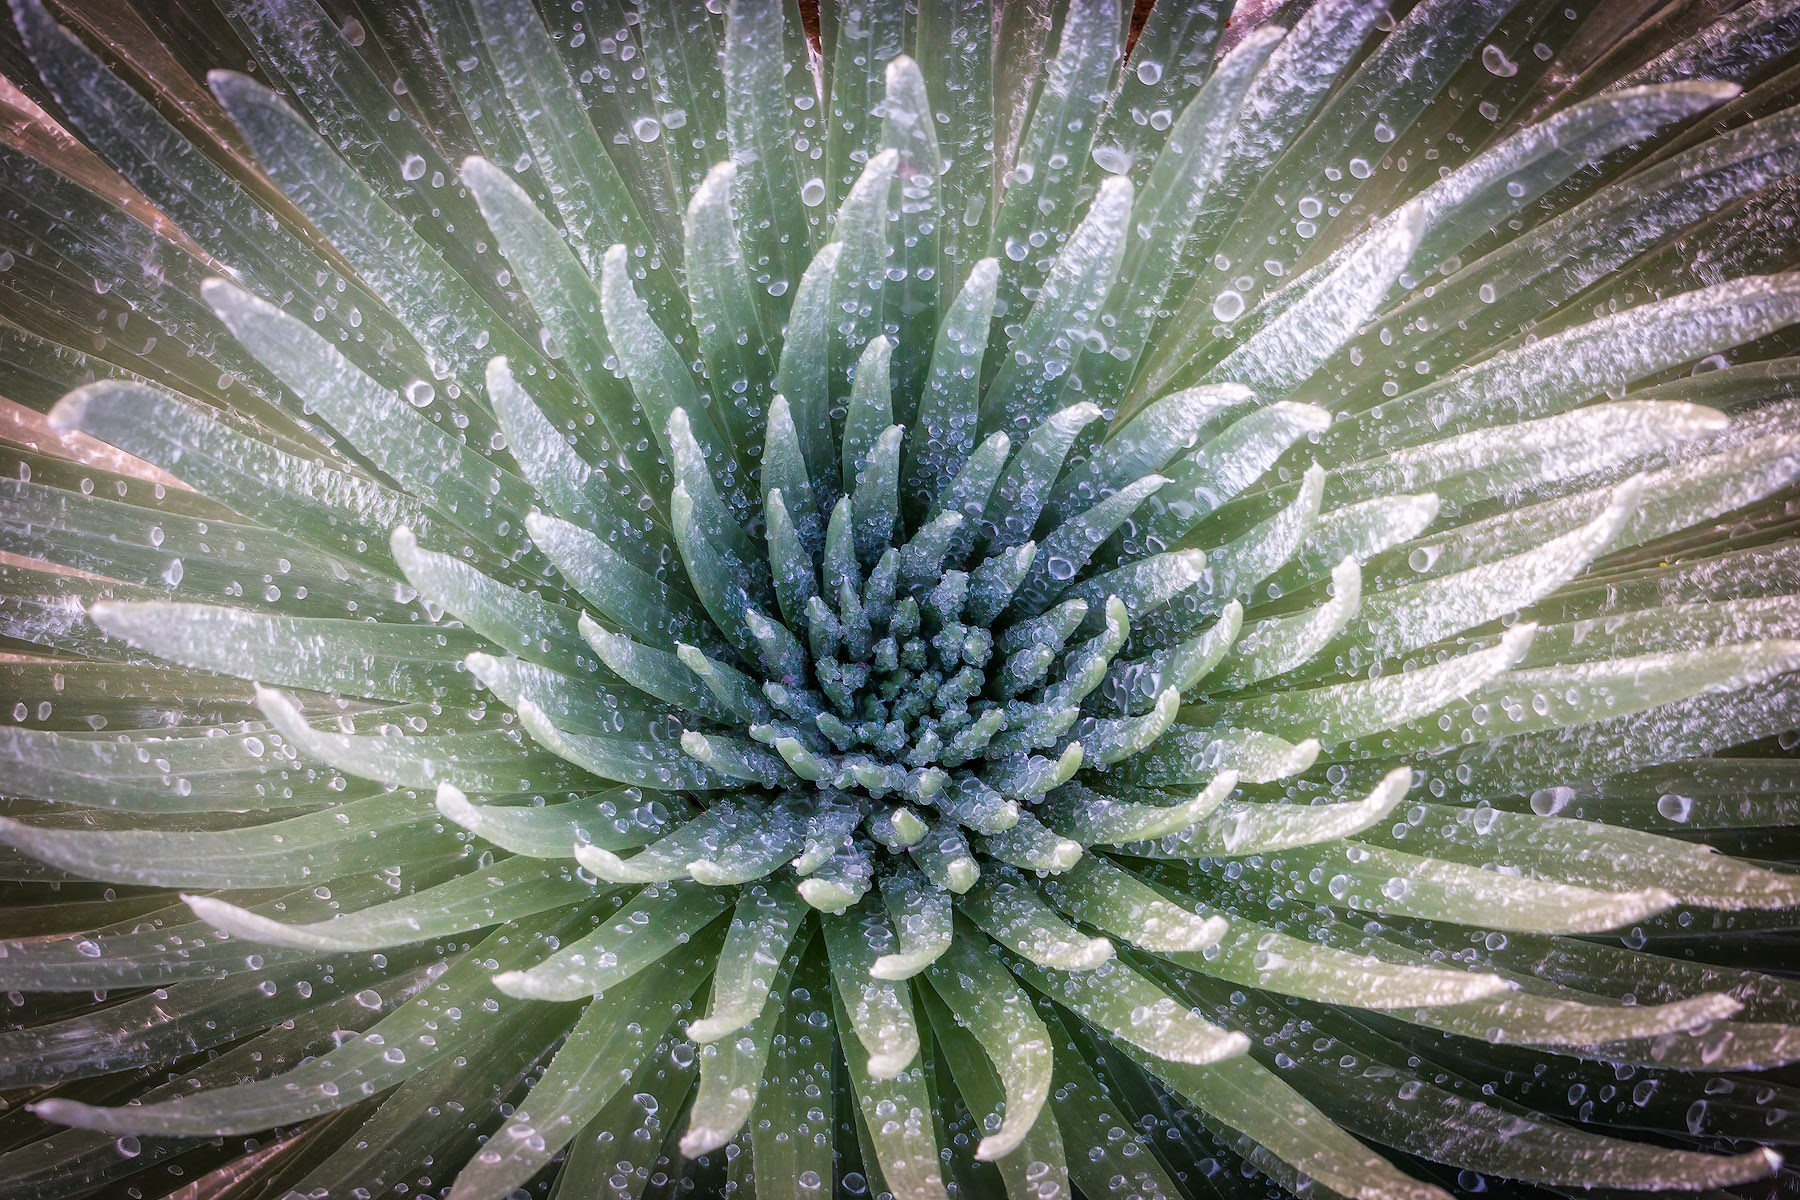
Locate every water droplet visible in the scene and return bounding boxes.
[1530,786,1573,816]
[1656,792,1694,823]
[1482,44,1520,77]
[1091,144,1132,175]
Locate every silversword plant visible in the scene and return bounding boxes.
[2,1,1800,1198]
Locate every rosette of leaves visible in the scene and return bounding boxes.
[3,0,1800,1198]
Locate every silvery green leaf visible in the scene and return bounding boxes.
[1039,855,1226,953]
[527,511,718,654]
[185,857,594,951]
[1143,404,1330,547]
[682,924,804,1155]
[448,949,701,1198]
[984,177,1133,439]
[48,382,436,576]
[487,358,665,562]
[985,402,1103,553]
[824,895,921,1079]
[1137,1049,1451,1200]
[777,241,848,492]
[923,926,1056,1160]
[470,0,654,273]
[30,919,558,1135]
[1006,951,1247,1067]
[989,0,1122,317]
[1190,623,1535,747]
[88,600,477,703]
[1197,202,1423,399]
[1139,766,1412,858]
[1213,559,1360,689]
[492,882,727,1001]
[464,163,668,505]
[1037,772,1238,846]
[208,70,539,396]
[1325,274,1800,462]
[958,867,1113,971]
[1228,840,1675,935]
[204,280,533,558]
[601,245,735,493]
[392,528,592,677]
[435,783,685,858]
[724,0,818,316]
[871,863,954,979]
[908,259,1001,510]
[684,163,775,457]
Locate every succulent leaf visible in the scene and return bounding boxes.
[2,2,1799,1198]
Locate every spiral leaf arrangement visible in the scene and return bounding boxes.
[3,0,1800,1197]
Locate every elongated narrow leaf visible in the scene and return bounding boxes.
[924,927,1055,1160]
[30,919,565,1135]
